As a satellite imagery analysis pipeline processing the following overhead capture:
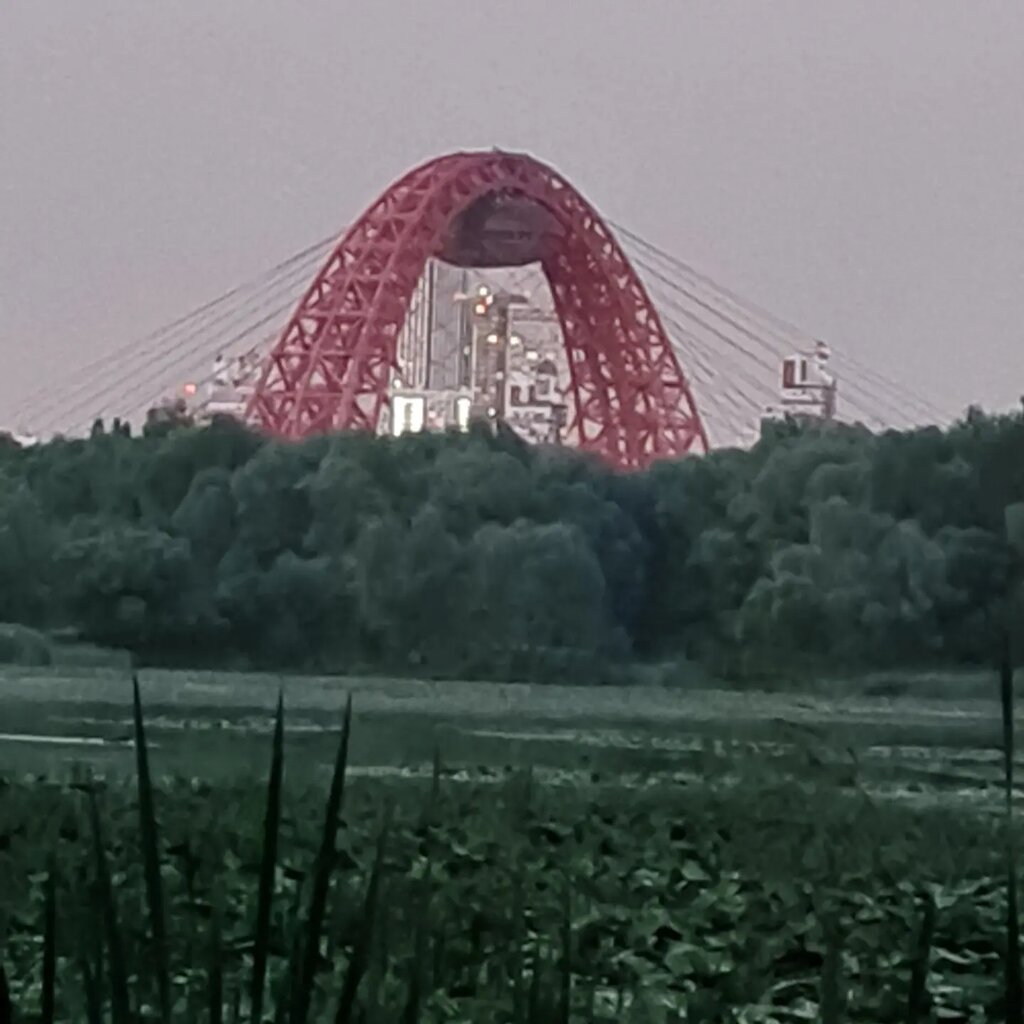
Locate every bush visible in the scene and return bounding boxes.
[0,623,53,666]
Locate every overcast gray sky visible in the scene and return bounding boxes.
[2,1,1022,433]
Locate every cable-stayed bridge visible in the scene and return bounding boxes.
[9,150,951,468]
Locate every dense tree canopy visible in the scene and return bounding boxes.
[1,406,1022,680]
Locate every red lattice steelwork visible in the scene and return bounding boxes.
[247,150,708,470]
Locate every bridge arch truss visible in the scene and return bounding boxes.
[247,150,708,469]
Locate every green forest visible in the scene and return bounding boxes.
[1,406,1022,681]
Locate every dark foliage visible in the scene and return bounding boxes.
[1,406,1023,679]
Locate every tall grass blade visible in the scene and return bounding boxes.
[1001,634,1023,1023]
[401,812,434,1024]
[273,989,288,1024]
[414,742,442,834]
[585,974,598,1024]
[819,914,843,1024]
[430,929,445,998]
[526,954,542,1024]
[0,963,11,1024]
[87,787,132,1024]
[291,694,352,1024]
[510,866,526,1024]
[41,865,56,1024]
[281,904,304,1024]
[559,882,572,1024]
[905,892,935,1024]
[208,905,224,1024]
[133,672,172,1024]
[1003,631,1017,823]
[333,804,393,1024]
[78,948,104,1024]
[251,689,286,1024]
[400,893,429,1024]
[1009,870,1023,1024]
[366,886,391,1020]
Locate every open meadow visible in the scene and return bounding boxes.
[0,666,1021,1021]
[0,665,1017,803]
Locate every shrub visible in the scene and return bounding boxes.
[0,622,53,666]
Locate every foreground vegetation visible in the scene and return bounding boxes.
[1,668,1023,1022]
[0,405,1022,680]
[1,407,1022,1016]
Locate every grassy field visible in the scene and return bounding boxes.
[0,664,1016,808]
[1,665,1022,1020]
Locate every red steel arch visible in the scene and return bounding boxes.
[247,150,708,469]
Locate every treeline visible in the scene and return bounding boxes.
[0,406,1021,681]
